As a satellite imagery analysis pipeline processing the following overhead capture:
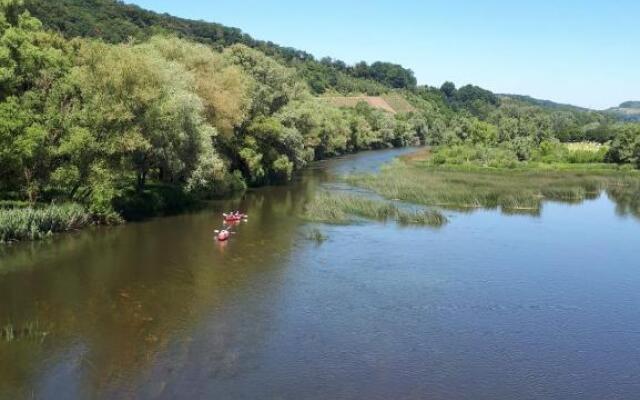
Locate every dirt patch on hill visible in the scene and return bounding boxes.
[322,96,397,113]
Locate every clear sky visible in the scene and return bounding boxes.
[129,0,638,110]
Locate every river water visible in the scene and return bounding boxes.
[1,148,640,399]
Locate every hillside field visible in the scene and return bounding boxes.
[320,93,415,114]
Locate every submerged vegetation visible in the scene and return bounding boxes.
[303,192,447,227]
[304,228,328,243]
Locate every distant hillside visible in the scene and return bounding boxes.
[620,101,640,109]
[499,94,590,113]
[607,102,640,121]
[24,0,416,94]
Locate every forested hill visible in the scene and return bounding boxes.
[24,0,417,94]
[20,0,625,117]
[606,102,640,121]
[499,94,590,113]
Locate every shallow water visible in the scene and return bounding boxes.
[1,148,640,399]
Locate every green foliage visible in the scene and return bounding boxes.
[112,184,195,221]
[224,44,307,117]
[606,124,640,167]
[143,36,252,135]
[430,144,519,168]
[24,0,408,95]
[70,38,221,194]
[0,2,72,201]
[351,61,417,89]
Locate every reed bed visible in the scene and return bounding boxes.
[0,203,92,243]
[303,192,447,227]
[346,161,640,215]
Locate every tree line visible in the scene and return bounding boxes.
[0,1,428,221]
[24,0,417,95]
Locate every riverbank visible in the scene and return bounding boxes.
[0,147,416,244]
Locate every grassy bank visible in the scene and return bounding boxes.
[0,203,95,243]
[303,192,447,227]
[347,157,640,216]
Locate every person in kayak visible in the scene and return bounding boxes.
[214,228,233,241]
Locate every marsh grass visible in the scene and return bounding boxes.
[396,209,448,226]
[346,161,640,216]
[0,203,92,243]
[303,192,447,227]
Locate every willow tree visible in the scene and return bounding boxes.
[223,44,307,118]
[70,40,224,195]
[143,36,252,136]
[0,0,72,201]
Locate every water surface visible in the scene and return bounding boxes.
[1,148,640,399]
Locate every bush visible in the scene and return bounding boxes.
[428,144,519,168]
[606,125,640,167]
[113,185,196,221]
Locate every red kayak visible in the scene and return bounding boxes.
[223,212,247,222]
[216,230,231,241]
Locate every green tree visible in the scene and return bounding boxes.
[0,0,72,201]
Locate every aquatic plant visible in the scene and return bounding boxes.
[0,203,92,243]
[305,228,328,243]
[396,209,447,226]
[346,160,640,216]
[303,192,447,227]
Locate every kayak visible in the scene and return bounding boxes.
[223,213,247,222]
[216,230,231,241]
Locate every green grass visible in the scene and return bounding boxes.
[381,93,416,113]
[396,209,448,226]
[346,159,640,216]
[303,192,447,227]
[0,203,93,243]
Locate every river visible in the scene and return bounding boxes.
[1,148,640,399]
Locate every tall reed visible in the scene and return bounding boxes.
[0,203,92,243]
[346,160,640,215]
[303,192,447,227]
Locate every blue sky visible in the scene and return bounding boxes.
[129,0,638,110]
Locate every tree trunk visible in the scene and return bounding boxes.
[136,170,147,192]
